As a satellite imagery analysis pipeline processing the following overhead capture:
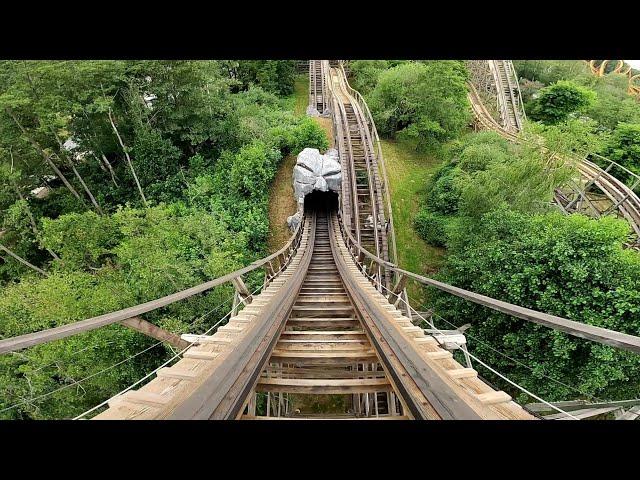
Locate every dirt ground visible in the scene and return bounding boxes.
[267,154,298,253]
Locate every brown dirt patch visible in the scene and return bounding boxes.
[267,154,298,253]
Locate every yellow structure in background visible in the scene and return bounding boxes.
[587,60,640,97]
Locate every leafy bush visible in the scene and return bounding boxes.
[457,143,510,173]
[131,127,182,186]
[348,60,391,94]
[600,122,640,175]
[367,61,470,151]
[513,60,593,86]
[586,75,640,130]
[414,210,448,247]
[285,117,329,155]
[528,80,597,124]
[457,151,568,218]
[228,141,282,199]
[429,208,640,401]
[426,165,463,215]
[40,211,122,271]
[234,61,297,96]
[424,132,514,216]
[270,116,329,156]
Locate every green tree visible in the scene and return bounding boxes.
[429,208,640,401]
[367,61,470,151]
[229,61,297,96]
[528,80,597,124]
[600,122,640,175]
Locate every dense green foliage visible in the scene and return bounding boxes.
[415,126,640,402]
[362,61,471,151]
[227,61,297,96]
[0,61,324,418]
[514,60,640,174]
[421,131,572,222]
[600,122,640,176]
[413,210,447,247]
[429,209,640,402]
[528,80,596,124]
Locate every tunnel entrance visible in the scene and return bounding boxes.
[303,190,339,213]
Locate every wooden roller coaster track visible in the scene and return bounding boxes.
[2,61,640,420]
[467,66,640,241]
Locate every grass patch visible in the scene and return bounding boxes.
[381,138,446,303]
[293,75,308,116]
[267,154,298,253]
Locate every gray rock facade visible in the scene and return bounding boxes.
[292,148,341,203]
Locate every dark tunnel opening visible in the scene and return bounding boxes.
[303,190,339,213]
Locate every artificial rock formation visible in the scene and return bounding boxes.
[287,148,341,230]
[292,148,341,201]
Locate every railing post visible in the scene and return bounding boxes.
[232,276,253,310]
[387,273,407,303]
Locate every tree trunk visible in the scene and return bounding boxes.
[0,243,47,276]
[108,109,148,208]
[50,129,103,214]
[5,107,84,203]
[8,149,60,261]
[100,153,120,188]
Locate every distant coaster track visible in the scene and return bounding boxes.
[587,60,640,96]
[467,64,640,241]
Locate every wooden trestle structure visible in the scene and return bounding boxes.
[467,60,640,243]
[1,61,640,420]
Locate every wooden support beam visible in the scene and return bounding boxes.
[265,261,275,278]
[277,253,286,270]
[232,276,253,305]
[256,377,392,394]
[476,391,511,405]
[544,406,622,420]
[387,273,407,303]
[120,317,189,349]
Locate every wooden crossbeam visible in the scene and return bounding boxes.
[120,317,189,349]
[387,273,407,302]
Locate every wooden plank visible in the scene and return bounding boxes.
[545,406,621,420]
[242,414,409,420]
[120,316,189,349]
[476,391,511,405]
[156,367,199,381]
[256,377,391,394]
[426,350,453,360]
[447,368,478,379]
[183,351,219,360]
[526,398,640,413]
[118,391,171,408]
[616,405,640,421]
